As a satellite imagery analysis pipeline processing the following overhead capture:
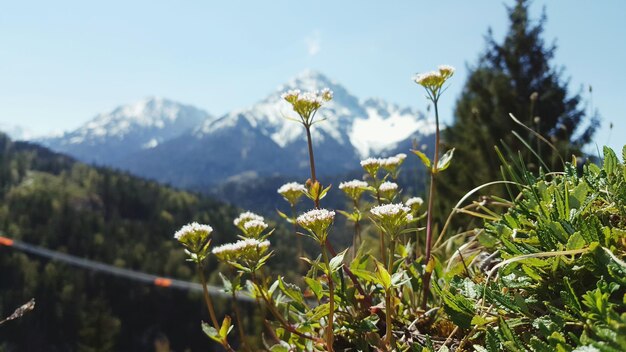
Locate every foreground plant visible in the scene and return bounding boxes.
[412,65,456,308]
[174,222,236,351]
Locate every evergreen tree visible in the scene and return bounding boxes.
[438,0,599,223]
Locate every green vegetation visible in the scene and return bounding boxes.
[0,134,299,351]
[440,0,599,227]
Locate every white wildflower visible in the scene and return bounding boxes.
[212,238,270,262]
[360,158,382,168]
[370,203,412,237]
[379,181,398,192]
[277,182,306,205]
[243,219,269,238]
[339,179,369,200]
[360,157,383,176]
[234,211,264,228]
[405,197,424,208]
[174,222,213,242]
[339,179,368,191]
[414,71,442,86]
[297,209,335,241]
[370,203,410,218]
[438,65,455,78]
[278,182,306,194]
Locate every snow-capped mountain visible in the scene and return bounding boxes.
[37,71,434,190]
[39,97,211,165]
[196,70,433,158]
[111,70,434,189]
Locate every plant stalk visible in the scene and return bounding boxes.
[197,263,220,329]
[421,96,440,310]
[304,125,320,208]
[321,242,335,351]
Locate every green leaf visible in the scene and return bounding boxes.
[219,315,232,339]
[329,248,348,273]
[375,259,392,290]
[278,276,305,306]
[304,277,323,300]
[498,316,524,351]
[436,148,455,172]
[566,232,586,250]
[603,146,618,176]
[201,322,222,343]
[411,149,431,169]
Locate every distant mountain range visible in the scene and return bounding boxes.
[36,70,435,191]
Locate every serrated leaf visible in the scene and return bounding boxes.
[566,232,586,250]
[603,146,618,176]
[278,276,305,306]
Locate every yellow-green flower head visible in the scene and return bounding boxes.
[370,203,412,237]
[405,197,424,212]
[212,238,270,262]
[438,65,455,80]
[281,88,334,125]
[338,179,368,200]
[174,222,213,248]
[277,182,306,205]
[243,219,268,238]
[234,211,264,229]
[297,208,335,242]
[414,65,455,94]
[360,157,383,177]
[380,153,407,173]
[378,181,398,194]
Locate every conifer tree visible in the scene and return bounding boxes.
[438,0,599,221]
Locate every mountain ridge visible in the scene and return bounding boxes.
[39,70,435,190]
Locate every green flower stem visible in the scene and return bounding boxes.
[231,289,251,352]
[197,263,235,352]
[386,236,396,348]
[324,241,374,309]
[373,182,387,268]
[292,204,305,273]
[197,263,220,329]
[252,274,322,344]
[304,125,320,208]
[384,288,393,348]
[321,242,335,352]
[421,95,440,310]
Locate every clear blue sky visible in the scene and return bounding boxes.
[1,1,624,153]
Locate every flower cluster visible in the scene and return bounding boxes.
[174,222,213,258]
[379,181,398,193]
[379,181,399,200]
[277,182,306,206]
[338,179,369,200]
[212,238,271,263]
[370,203,413,237]
[234,211,264,228]
[360,153,407,177]
[414,65,455,97]
[381,153,406,174]
[297,208,335,243]
[405,197,424,211]
[243,219,268,238]
[282,88,333,125]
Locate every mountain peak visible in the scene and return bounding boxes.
[279,69,340,93]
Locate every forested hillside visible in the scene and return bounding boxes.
[0,133,295,351]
